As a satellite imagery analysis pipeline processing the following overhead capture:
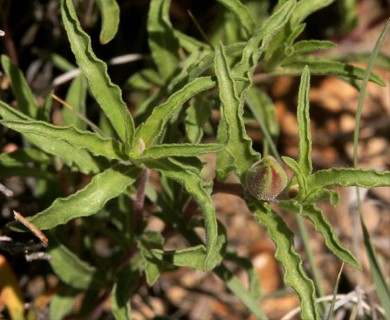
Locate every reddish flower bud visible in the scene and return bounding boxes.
[246,156,287,201]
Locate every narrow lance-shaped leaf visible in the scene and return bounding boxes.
[0,166,55,180]
[304,204,360,269]
[125,68,163,90]
[186,42,245,84]
[9,165,142,231]
[152,219,227,271]
[49,286,78,320]
[144,158,220,271]
[0,119,127,161]
[290,0,335,26]
[96,0,120,44]
[0,101,101,174]
[173,29,212,53]
[215,43,259,178]
[147,0,180,81]
[111,267,139,320]
[1,55,39,119]
[152,245,207,271]
[214,264,267,319]
[184,93,212,144]
[33,48,76,72]
[63,74,87,130]
[283,156,308,197]
[297,66,312,176]
[0,148,55,179]
[61,0,134,148]
[216,0,255,36]
[307,168,390,189]
[276,56,384,86]
[249,200,320,319]
[232,0,295,96]
[224,253,262,302]
[279,200,360,269]
[216,106,236,180]
[138,143,224,161]
[292,40,336,55]
[151,186,266,318]
[137,232,171,285]
[246,87,281,162]
[48,238,105,290]
[0,148,52,165]
[133,76,216,154]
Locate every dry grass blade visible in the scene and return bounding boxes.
[13,211,48,247]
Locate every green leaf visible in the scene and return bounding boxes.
[9,165,142,231]
[0,148,51,166]
[144,158,220,270]
[283,156,308,198]
[1,119,127,161]
[232,0,295,95]
[291,0,335,26]
[137,232,172,285]
[224,253,262,301]
[61,0,134,148]
[292,40,336,55]
[40,90,53,122]
[302,205,360,269]
[138,143,223,161]
[216,0,255,36]
[209,8,242,45]
[249,200,319,319]
[152,184,265,318]
[1,55,39,119]
[307,168,390,189]
[276,56,385,86]
[152,245,207,270]
[185,42,244,84]
[133,76,216,154]
[0,148,54,179]
[185,93,212,144]
[280,201,360,269]
[297,66,312,176]
[152,219,227,270]
[147,0,180,81]
[96,0,120,44]
[111,267,139,320]
[63,74,87,130]
[246,87,281,162]
[214,264,267,320]
[215,43,259,178]
[0,101,101,174]
[169,49,215,93]
[124,68,163,90]
[49,286,78,320]
[173,29,211,53]
[303,187,340,206]
[0,167,55,180]
[49,238,104,290]
[216,107,236,180]
[33,48,76,72]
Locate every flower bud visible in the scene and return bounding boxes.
[246,156,287,201]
